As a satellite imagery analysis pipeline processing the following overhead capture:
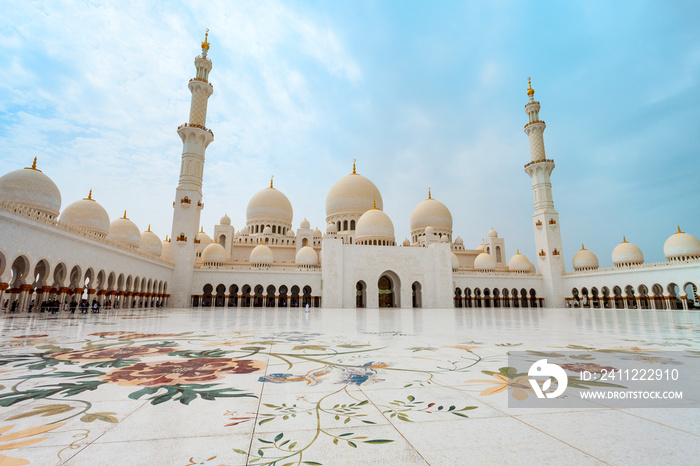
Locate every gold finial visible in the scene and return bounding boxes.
[122,210,127,219]
[201,28,210,51]
[372,199,377,209]
[270,175,274,188]
[352,158,357,175]
[581,244,585,250]
[516,249,520,254]
[677,225,683,234]
[165,235,169,241]
[83,189,93,201]
[25,156,41,171]
[622,236,627,243]
[200,226,204,233]
[527,77,535,97]
[147,224,151,232]
[428,187,431,199]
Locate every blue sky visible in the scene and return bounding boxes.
[1,0,699,268]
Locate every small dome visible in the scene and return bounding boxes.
[202,242,227,264]
[326,171,383,220]
[286,229,295,237]
[488,228,498,238]
[296,245,319,266]
[0,159,62,218]
[161,237,171,260]
[240,226,249,236]
[451,252,460,270]
[300,218,310,229]
[196,228,212,248]
[313,227,322,237]
[425,225,436,236]
[250,244,273,265]
[402,238,410,247]
[474,251,496,271]
[220,213,231,225]
[440,234,449,243]
[474,244,484,252]
[106,213,141,248]
[139,226,162,256]
[59,194,110,237]
[508,251,531,273]
[529,260,536,273]
[356,208,395,244]
[454,236,464,245]
[664,226,700,261]
[234,230,241,238]
[410,195,453,235]
[262,226,272,235]
[572,245,599,271]
[246,186,293,226]
[326,222,338,234]
[612,237,644,267]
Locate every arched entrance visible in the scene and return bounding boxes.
[412,282,422,308]
[378,275,393,308]
[356,281,366,308]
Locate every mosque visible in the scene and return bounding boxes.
[1,34,699,313]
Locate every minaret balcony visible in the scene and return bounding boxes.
[189,77,213,87]
[524,159,555,169]
[523,120,545,130]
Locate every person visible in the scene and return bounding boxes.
[305,303,310,313]
[10,300,17,313]
[28,300,34,312]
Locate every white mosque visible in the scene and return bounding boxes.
[1,34,699,312]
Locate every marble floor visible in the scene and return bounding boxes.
[0,306,698,465]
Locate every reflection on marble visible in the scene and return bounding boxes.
[0,307,698,465]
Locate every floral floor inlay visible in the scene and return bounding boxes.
[0,307,698,465]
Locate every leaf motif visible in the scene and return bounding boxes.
[6,404,74,420]
[303,462,323,465]
[363,439,394,444]
[232,449,247,455]
[407,395,415,402]
[347,441,357,448]
[274,433,284,442]
[80,412,118,423]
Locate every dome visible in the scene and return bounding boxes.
[202,242,227,264]
[355,207,395,244]
[474,244,484,252]
[664,226,700,261]
[409,195,453,234]
[440,234,449,243]
[454,236,464,245]
[246,186,293,225]
[234,230,241,238]
[326,222,338,234]
[474,251,496,271]
[509,251,531,273]
[326,171,383,220]
[300,218,310,229]
[402,238,410,247]
[240,226,249,236]
[262,226,272,235]
[106,212,141,248]
[196,228,212,248]
[572,245,599,271]
[286,229,295,237]
[488,228,498,238]
[161,237,171,260]
[139,226,162,256]
[529,260,536,273]
[0,159,61,218]
[313,227,322,237]
[451,252,460,270]
[612,237,644,267]
[425,225,436,236]
[250,244,273,265]
[295,245,319,266]
[220,213,231,225]
[59,193,110,237]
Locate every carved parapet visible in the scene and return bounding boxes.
[524,159,555,169]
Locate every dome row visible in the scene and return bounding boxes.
[201,242,319,267]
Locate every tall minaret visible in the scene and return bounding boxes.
[170,30,214,307]
[523,78,564,308]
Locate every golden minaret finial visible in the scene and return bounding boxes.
[622,236,627,243]
[352,158,356,175]
[428,187,431,199]
[83,189,93,200]
[527,77,535,97]
[372,199,377,209]
[270,175,274,188]
[200,226,204,233]
[516,249,520,254]
[25,157,41,171]
[201,28,210,52]
[147,224,151,232]
[677,225,683,234]
[581,244,585,250]
[165,235,169,242]
[122,210,127,219]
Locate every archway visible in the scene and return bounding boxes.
[493,288,501,308]
[684,283,698,309]
[290,285,300,307]
[412,282,422,308]
[356,281,366,308]
[502,288,510,308]
[241,285,251,307]
[215,284,226,307]
[302,286,312,307]
[454,288,462,308]
[229,285,238,307]
[278,285,288,307]
[253,285,264,307]
[652,284,664,309]
[377,272,400,308]
[483,288,491,308]
[266,285,276,307]
[202,284,213,307]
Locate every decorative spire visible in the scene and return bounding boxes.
[83,189,93,201]
[622,236,627,243]
[527,77,535,97]
[200,226,204,233]
[270,175,274,188]
[122,210,127,219]
[165,235,169,242]
[677,225,683,234]
[25,157,41,171]
[201,28,210,56]
[352,158,357,175]
[581,244,585,250]
[147,224,151,232]
[516,249,520,254]
[428,187,431,199]
[372,199,377,209]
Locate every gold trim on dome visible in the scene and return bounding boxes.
[622,236,628,243]
[122,210,128,219]
[147,224,151,232]
[352,158,357,175]
[83,189,94,201]
[270,175,274,188]
[581,244,585,250]
[676,225,683,234]
[428,187,431,199]
[200,226,204,233]
[24,157,42,172]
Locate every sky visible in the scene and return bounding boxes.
[1,0,699,269]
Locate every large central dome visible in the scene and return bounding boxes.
[326,171,383,220]
[246,186,293,225]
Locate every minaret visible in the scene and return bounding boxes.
[170,30,214,307]
[523,78,564,308]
